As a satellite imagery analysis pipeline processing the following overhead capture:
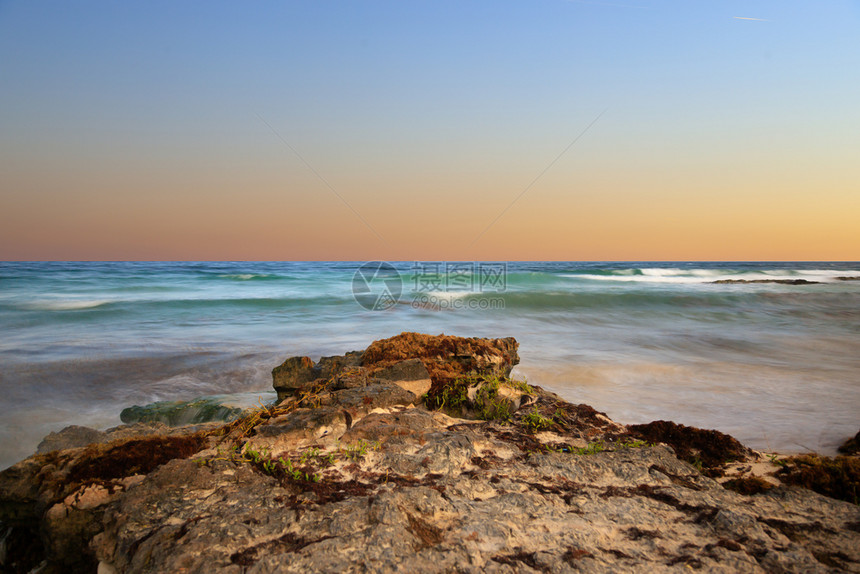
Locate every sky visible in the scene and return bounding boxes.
[1,0,858,261]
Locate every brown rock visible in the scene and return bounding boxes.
[272,356,317,400]
[251,407,351,452]
[361,332,519,396]
[272,353,364,402]
[372,358,432,397]
[36,426,108,455]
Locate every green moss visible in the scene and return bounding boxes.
[573,442,605,455]
[473,376,512,421]
[428,374,530,422]
[522,407,554,432]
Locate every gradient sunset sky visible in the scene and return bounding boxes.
[1,1,858,261]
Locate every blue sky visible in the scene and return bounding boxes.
[1,1,858,260]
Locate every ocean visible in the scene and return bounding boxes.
[1,261,858,469]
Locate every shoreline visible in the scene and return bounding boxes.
[2,333,857,572]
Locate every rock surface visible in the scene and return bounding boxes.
[2,333,858,574]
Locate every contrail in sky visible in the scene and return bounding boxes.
[733,16,769,21]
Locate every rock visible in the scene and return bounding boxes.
[37,426,108,454]
[838,429,860,455]
[272,352,363,402]
[318,381,421,416]
[369,358,432,397]
[121,399,239,427]
[339,406,464,444]
[80,428,860,573]
[251,407,351,452]
[271,334,517,403]
[2,334,858,573]
[361,332,520,397]
[315,351,363,379]
[0,432,211,572]
[712,279,821,285]
[272,356,318,400]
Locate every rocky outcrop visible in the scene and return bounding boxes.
[711,279,821,285]
[272,332,514,403]
[362,332,520,397]
[272,352,363,401]
[2,334,858,574]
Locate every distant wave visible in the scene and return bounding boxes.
[215,273,282,281]
[560,268,860,285]
[20,299,113,311]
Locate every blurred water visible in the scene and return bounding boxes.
[1,261,858,468]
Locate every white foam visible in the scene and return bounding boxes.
[562,268,860,285]
[22,299,112,311]
[572,274,705,284]
[418,291,473,301]
[640,268,685,277]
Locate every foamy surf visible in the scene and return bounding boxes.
[20,299,114,311]
[562,268,860,284]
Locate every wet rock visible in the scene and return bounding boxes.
[119,393,269,426]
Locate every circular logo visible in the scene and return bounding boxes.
[352,261,402,310]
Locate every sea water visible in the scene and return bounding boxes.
[1,261,858,469]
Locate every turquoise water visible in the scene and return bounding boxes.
[1,261,859,468]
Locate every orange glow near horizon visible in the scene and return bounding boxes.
[2,154,857,261]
